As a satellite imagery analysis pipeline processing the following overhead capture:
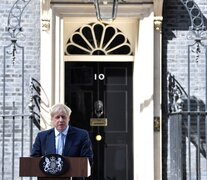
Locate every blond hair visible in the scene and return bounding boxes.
[50,103,72,118]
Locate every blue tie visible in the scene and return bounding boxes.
[56,133,65,155]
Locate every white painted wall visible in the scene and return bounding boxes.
[133,12,154,180]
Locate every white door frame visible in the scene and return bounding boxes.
[40,2,157,180]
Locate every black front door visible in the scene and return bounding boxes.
[65,62,133,180]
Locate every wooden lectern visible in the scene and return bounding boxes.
[19,157,91,180]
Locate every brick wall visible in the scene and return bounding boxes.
[0,0,40,179]
[163,0,207,179]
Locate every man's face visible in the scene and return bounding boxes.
[52,112,69,132]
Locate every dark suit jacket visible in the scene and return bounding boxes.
[31,126,93,180]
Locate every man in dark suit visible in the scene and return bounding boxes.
[31,103,93,180]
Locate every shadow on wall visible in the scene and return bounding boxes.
[29,78,50,130]
[167,73,207,179]
[182,96,207,159]
[172,96,207,179]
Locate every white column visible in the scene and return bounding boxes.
[154,23,162,180]
[54,15,65,104]
[40,1,65,130]
[40,0,52,130]
[133,12,154,180]
[154,0,163,179]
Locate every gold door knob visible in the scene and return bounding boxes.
[96,134,102,141]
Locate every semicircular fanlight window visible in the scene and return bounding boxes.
[65,22,133,55]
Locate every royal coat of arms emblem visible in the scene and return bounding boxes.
[39,154,68,176]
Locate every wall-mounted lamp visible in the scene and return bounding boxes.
[94,0,119,22]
